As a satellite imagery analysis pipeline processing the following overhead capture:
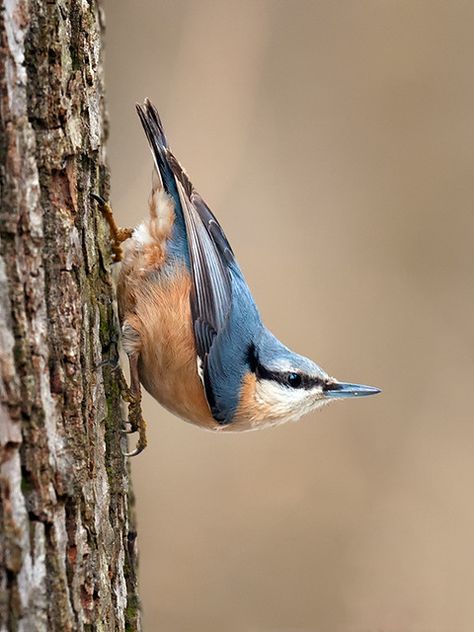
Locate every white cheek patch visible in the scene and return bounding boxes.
[254,380,325,427]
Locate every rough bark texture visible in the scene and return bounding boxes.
[0,1,140,630]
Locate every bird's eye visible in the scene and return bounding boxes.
[287,373,302,388]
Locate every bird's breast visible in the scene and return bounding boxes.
[130,266,221,429]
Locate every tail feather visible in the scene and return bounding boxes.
[136,98,169,152]
[136,99,190,261]
[136,99,180,205]
[136,99,235,265]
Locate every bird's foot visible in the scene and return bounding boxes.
[112,364,147,456]
[92,193,133,262]
[114,364,135,403]
[123,398,148,457]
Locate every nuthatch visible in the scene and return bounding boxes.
[97,99,380,456]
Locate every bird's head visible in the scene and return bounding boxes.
[244,331,380,427]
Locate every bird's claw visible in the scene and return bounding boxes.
[91,192,106,206]
[122,442,147,458]
[122,399,147,457]
[110,363,148,455]
[122,432,147,457]
[91,193,133,262]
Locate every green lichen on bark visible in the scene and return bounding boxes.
[0,1,140,630]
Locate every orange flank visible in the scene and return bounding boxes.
[120,258,218,429]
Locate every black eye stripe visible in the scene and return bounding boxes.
[286,373,323,389]
[246,344,323,390]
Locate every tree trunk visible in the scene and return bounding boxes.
[0,1,140,630]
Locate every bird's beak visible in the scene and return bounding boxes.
[324,381,381,398]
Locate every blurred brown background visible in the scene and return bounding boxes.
[103,2,474,630]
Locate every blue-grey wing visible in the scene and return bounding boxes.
[166,153,233,356]
[167,154,262,423]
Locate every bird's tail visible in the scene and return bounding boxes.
[136,98,169,154]
[135,99,189,247]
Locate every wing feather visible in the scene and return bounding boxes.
[170,170,232,357]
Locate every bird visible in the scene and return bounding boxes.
[95,99,380,456]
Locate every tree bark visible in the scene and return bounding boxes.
[0,1,140,630]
